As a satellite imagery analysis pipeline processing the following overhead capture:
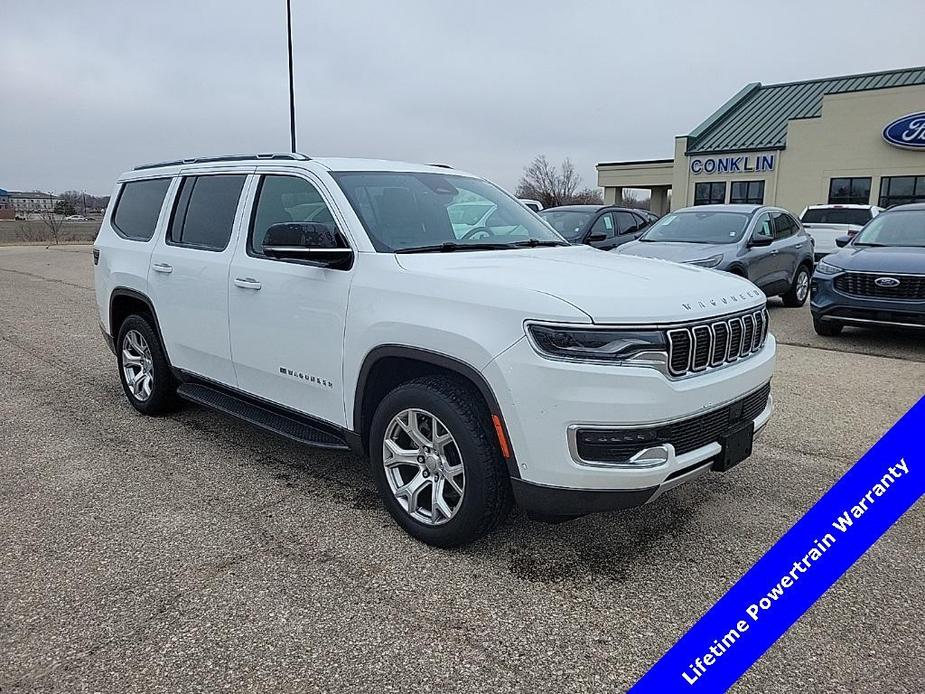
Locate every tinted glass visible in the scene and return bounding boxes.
[801,208,872,226]
[828,177,871,205]
[772,212,798,239]
[539,209,596,240]
[879,176,925,208]
[854,210,924,248]
[251,175,336,255]
[753,214,773,241]
[693,182,726,206]
[589,213,615,238]
[729,180,765,205]
[640,211,750,244]
[170,175,246,251]
[613,211,640,234]
[332,172,564,252]
[112,178,171,241]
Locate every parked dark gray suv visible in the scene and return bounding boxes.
[616,204,816,307]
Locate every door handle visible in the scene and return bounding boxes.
[234,277,262,290]
[769,249,779,255]
[152,263,173,274]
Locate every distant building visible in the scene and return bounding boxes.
[7,191,60,212]
[598,65,925,214]
[0,188,9,209]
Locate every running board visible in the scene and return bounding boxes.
[177,382,350,450]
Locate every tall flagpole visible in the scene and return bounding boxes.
[286,0,297,152]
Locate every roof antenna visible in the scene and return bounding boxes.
[286,0,297,153]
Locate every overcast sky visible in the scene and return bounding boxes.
[2,1,923,196]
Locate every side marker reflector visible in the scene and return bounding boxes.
[491,414,511,459]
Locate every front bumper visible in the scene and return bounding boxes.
[811,275,925,330]
[482,333,776,504]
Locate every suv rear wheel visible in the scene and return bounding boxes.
[369,376,512,547]
[782,264,811,307]
[116,314,178,415]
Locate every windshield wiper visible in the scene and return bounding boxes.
[511,238,570,248]
[395,241,514,254]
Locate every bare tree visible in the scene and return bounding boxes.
[38,205,65,245]
[515,155,603,207]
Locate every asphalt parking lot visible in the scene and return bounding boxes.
[1,245,923,693]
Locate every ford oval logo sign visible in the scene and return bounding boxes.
[883,112,925,150]
[874,277,901,288]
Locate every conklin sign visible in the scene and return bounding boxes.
[690,154,775,175]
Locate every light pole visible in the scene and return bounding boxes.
[286,0,297,153]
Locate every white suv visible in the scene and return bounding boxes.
[94,153,776,547]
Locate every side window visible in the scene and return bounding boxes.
[168,175,247,251]
[112,178,171,241]
[590,213,615,239]
[753,213,773,242]
[250,175,337,256]
[772,212,797,240]
[613,211,640,235]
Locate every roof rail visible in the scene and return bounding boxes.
[133,152,311,171]
[428,162,453,169]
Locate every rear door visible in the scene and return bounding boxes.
[148,169,252,385]
[612,210,645,248]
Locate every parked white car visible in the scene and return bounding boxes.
[65,214,90,221]
[94,153,775,547]
[800,204,883,259]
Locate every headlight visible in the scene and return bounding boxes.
[527,325,666,362]
[686,254,724,269]
[815,261,842,275]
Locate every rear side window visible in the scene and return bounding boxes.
[112,178,171,241]
[772,212,799,240]
[169,175,247,251]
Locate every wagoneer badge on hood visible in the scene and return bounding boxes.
[682,288,764,312]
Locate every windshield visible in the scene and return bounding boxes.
[853,210,925,248]
[640,211,750,244]
[331,172,566,252]
[801,208,871,226]
[538,209,596,240]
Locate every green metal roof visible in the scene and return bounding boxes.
[686,66,925,155]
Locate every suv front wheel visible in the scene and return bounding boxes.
[369,376,512,547]
[116,314,178,415]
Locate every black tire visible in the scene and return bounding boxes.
[813,316,843,337]
[782,264,812,307]
[116,314,178,415]
[369,375,512,548]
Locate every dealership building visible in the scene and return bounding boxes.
[597,65,925,216]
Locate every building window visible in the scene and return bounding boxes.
[879,176,925,208]
[729,180,765,205]
[694,182,726,206]
[828,177,871,205]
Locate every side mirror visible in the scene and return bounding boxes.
[749,234,773,247]
[263,222,353,268]
[835,235,852,248]
[587,232,608,243]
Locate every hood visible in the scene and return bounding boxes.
[825,245,925,274]
[617,240,732,264]
[394,245,764,324]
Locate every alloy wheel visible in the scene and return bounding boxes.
[382,408,465,526]
[121,329,154,401]
[796,270,809,302]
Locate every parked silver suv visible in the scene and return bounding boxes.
[616,204,815,307]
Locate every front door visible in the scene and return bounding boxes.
[228,172,353,427]
[742,212,778,291]
[148,171,250,385]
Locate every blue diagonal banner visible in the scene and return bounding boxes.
[629,396,925,693]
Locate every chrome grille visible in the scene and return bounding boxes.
[666,308,769,377]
